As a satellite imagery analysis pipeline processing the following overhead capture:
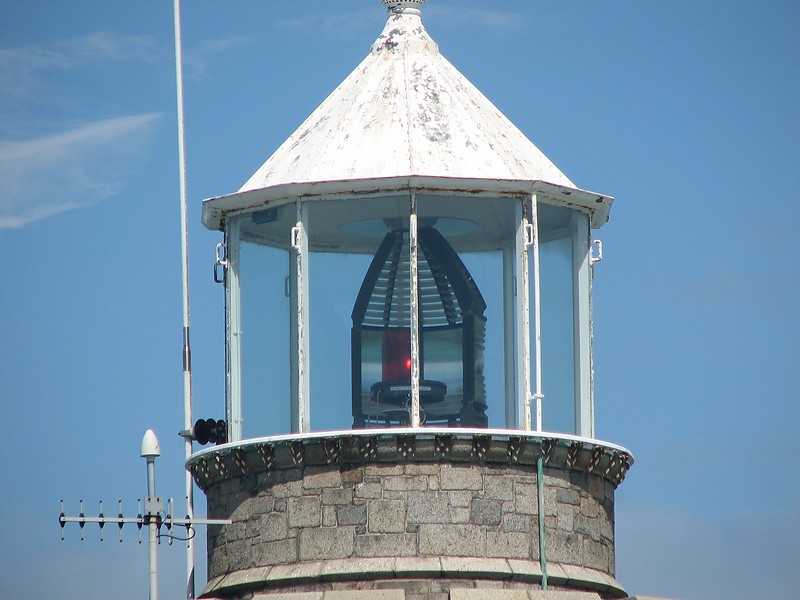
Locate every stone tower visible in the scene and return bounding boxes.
[188,2,633,598]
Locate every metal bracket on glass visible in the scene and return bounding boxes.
[213,242,228,283]
[528,392,544,432]
[290,224,302,250]
[524,222,535,247]
[590,239,603,264]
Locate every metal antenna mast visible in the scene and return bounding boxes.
[59,431,231,600]
[172,0,195,597]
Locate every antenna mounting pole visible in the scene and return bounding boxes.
[172,0,196,597]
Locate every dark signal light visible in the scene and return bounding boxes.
[193,418,227,445]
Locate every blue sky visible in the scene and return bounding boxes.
[1,1,798,598]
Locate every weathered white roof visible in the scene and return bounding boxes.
[203,2,613,230]
[242,5,575,191]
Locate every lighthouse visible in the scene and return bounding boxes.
[188,1,633,597]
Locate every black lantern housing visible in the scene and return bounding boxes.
[351,225,488,428]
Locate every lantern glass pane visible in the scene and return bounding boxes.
[307,195,412,431]
[228,194,593,438]
[309,250,375,430]
[416,194,517,428]
[236,212,293,437]
[538,234,575,433]
[458,251,506,427]
[533,203,589,434]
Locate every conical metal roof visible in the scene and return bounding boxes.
[203,1,613,230]
[240,4,573,192]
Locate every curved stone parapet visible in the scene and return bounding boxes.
[187,429,633,599]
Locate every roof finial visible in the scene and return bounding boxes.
[380,0,427,14]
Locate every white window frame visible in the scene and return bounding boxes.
[225,217,243,441]
[224,194,595,439]
[290,201,310,433]
[571,211,593,437]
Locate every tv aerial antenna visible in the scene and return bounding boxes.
[171,0,199,596]
[60,0,232,596]
[59,430,231,600]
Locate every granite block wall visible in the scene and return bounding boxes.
[192,433,631,598]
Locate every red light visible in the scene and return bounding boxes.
[383,329,412,381]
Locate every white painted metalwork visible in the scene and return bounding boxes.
[581,237,595,437]
[409,193,421,427]
[591,239,603,264]
[204,179,612,233]
[515,201,532,430]
[143,430,160,600]
[573,213,593,437]
[225,220,243,441]
[239,8,574,197]
[290,203,310,433]
[529,195,545,432]
[187,426,634,461]
[214,242,227,283]
[380,0,427,9]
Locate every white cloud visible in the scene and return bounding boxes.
[0,30,159,71]
[183,35,255,79]
[0,32,160,108]
[0,113,162,228]
[0,31,167,227]
[275,9,377,41]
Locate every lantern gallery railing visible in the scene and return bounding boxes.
[186,428,633,492]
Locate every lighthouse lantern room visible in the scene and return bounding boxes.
[202,0,610,443]
[190,2,632,598]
